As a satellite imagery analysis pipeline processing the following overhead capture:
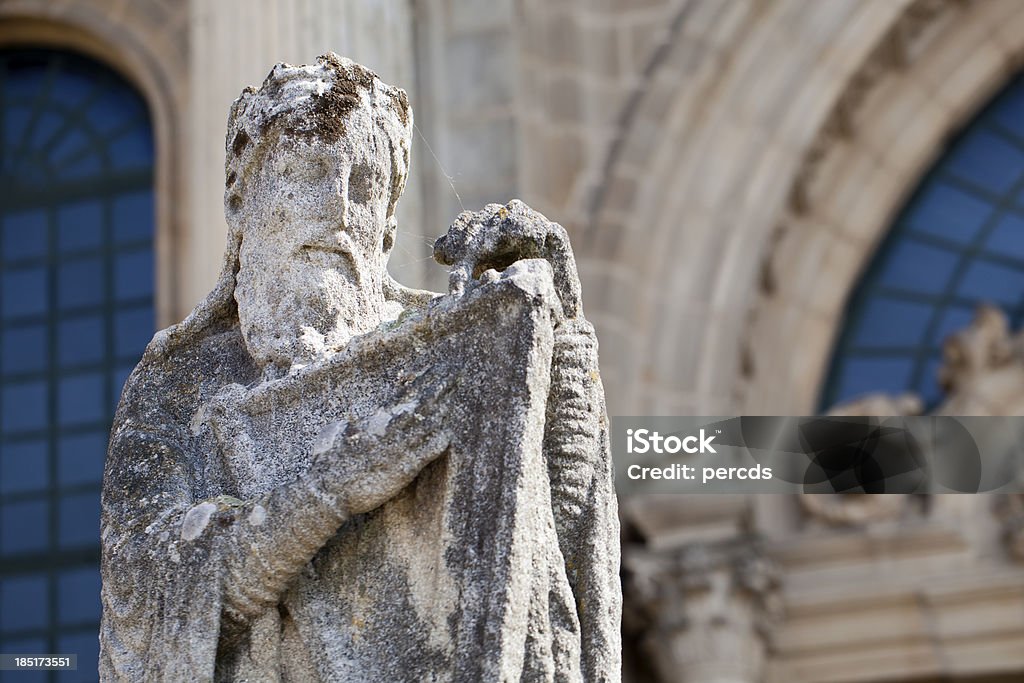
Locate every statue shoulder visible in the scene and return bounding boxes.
[114,325,257,431]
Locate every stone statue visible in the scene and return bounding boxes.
[99,54,621,682]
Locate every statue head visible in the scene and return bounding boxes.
[222,54,412,372]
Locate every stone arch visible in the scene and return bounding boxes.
[576,0,770,416]
[0,0,188,326]
[742,0,1024,414]
[583,0,1024,416]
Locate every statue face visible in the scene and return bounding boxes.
[233,126,394,371]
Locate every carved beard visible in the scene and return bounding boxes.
[235,251,385,373]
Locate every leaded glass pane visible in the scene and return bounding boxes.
[57,258,103,311]
[56,568,99,626]
[3,211,47,260]
[0,575,47,631]
[905,182,993,244]
[877,240,959,291]
[57,494,101,549]
[0,499,48,556]
[56,432,105,487]
[56,201,103,253]
[57,316,104,367]
[0,440,47,494]
[1,325,47,376]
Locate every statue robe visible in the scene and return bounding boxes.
[99,264,621,682]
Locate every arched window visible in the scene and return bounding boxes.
[0,49,154,675]
[821,70,1024,412]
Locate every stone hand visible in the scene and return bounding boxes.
[310,368,454,516]
[434,199,583,319]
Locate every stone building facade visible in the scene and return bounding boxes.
[1,0,1023,681]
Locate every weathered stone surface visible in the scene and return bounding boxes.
[99,54,620,681]
[624,539,781,683]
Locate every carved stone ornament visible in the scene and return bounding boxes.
[98,55,621,682]
[623,540,782,683]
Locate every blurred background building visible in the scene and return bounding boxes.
[1,0,1023,681]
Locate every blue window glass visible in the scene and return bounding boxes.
[57,258,103,311]
[0,440,48,494]
[0,574,48,631]
[2,667,47,683]
[0,638,47,683]
[113,306,153,359]
[2,267,47,319]
[1,324,48,376]
[57,431,106,487]
[0,49,155,663]
[850,299,933,348]
[957,260,1024,306]
[110,125,154,170]
[57,568,100,626]
[57,152,103,182]
[916,354,945,407]
[49,130,90,169]
[991,82,1024,130]
[933,306,976,342]
[984,213,1024,261]
[904,182,993,245]
[57,200,103,253]
[834,357,915,400]
[57,630,100,683]
[85,90,143,136]
[27,112,63,152]
[2,381,47,433]
[58,316,104,367]
[114,249,153,301]
[112,364,135,411]
[58,493,100,549]
[57,373,104,427]
[0,499,48,556]
[877,241,960,292]
[822,70,1024,410]
[2,210,47,260]
[4,105,32,150]
[945,129,1024,194]
[112,191,153,244]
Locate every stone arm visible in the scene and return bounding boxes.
[100,378,451,674]
[207,403,451,636]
